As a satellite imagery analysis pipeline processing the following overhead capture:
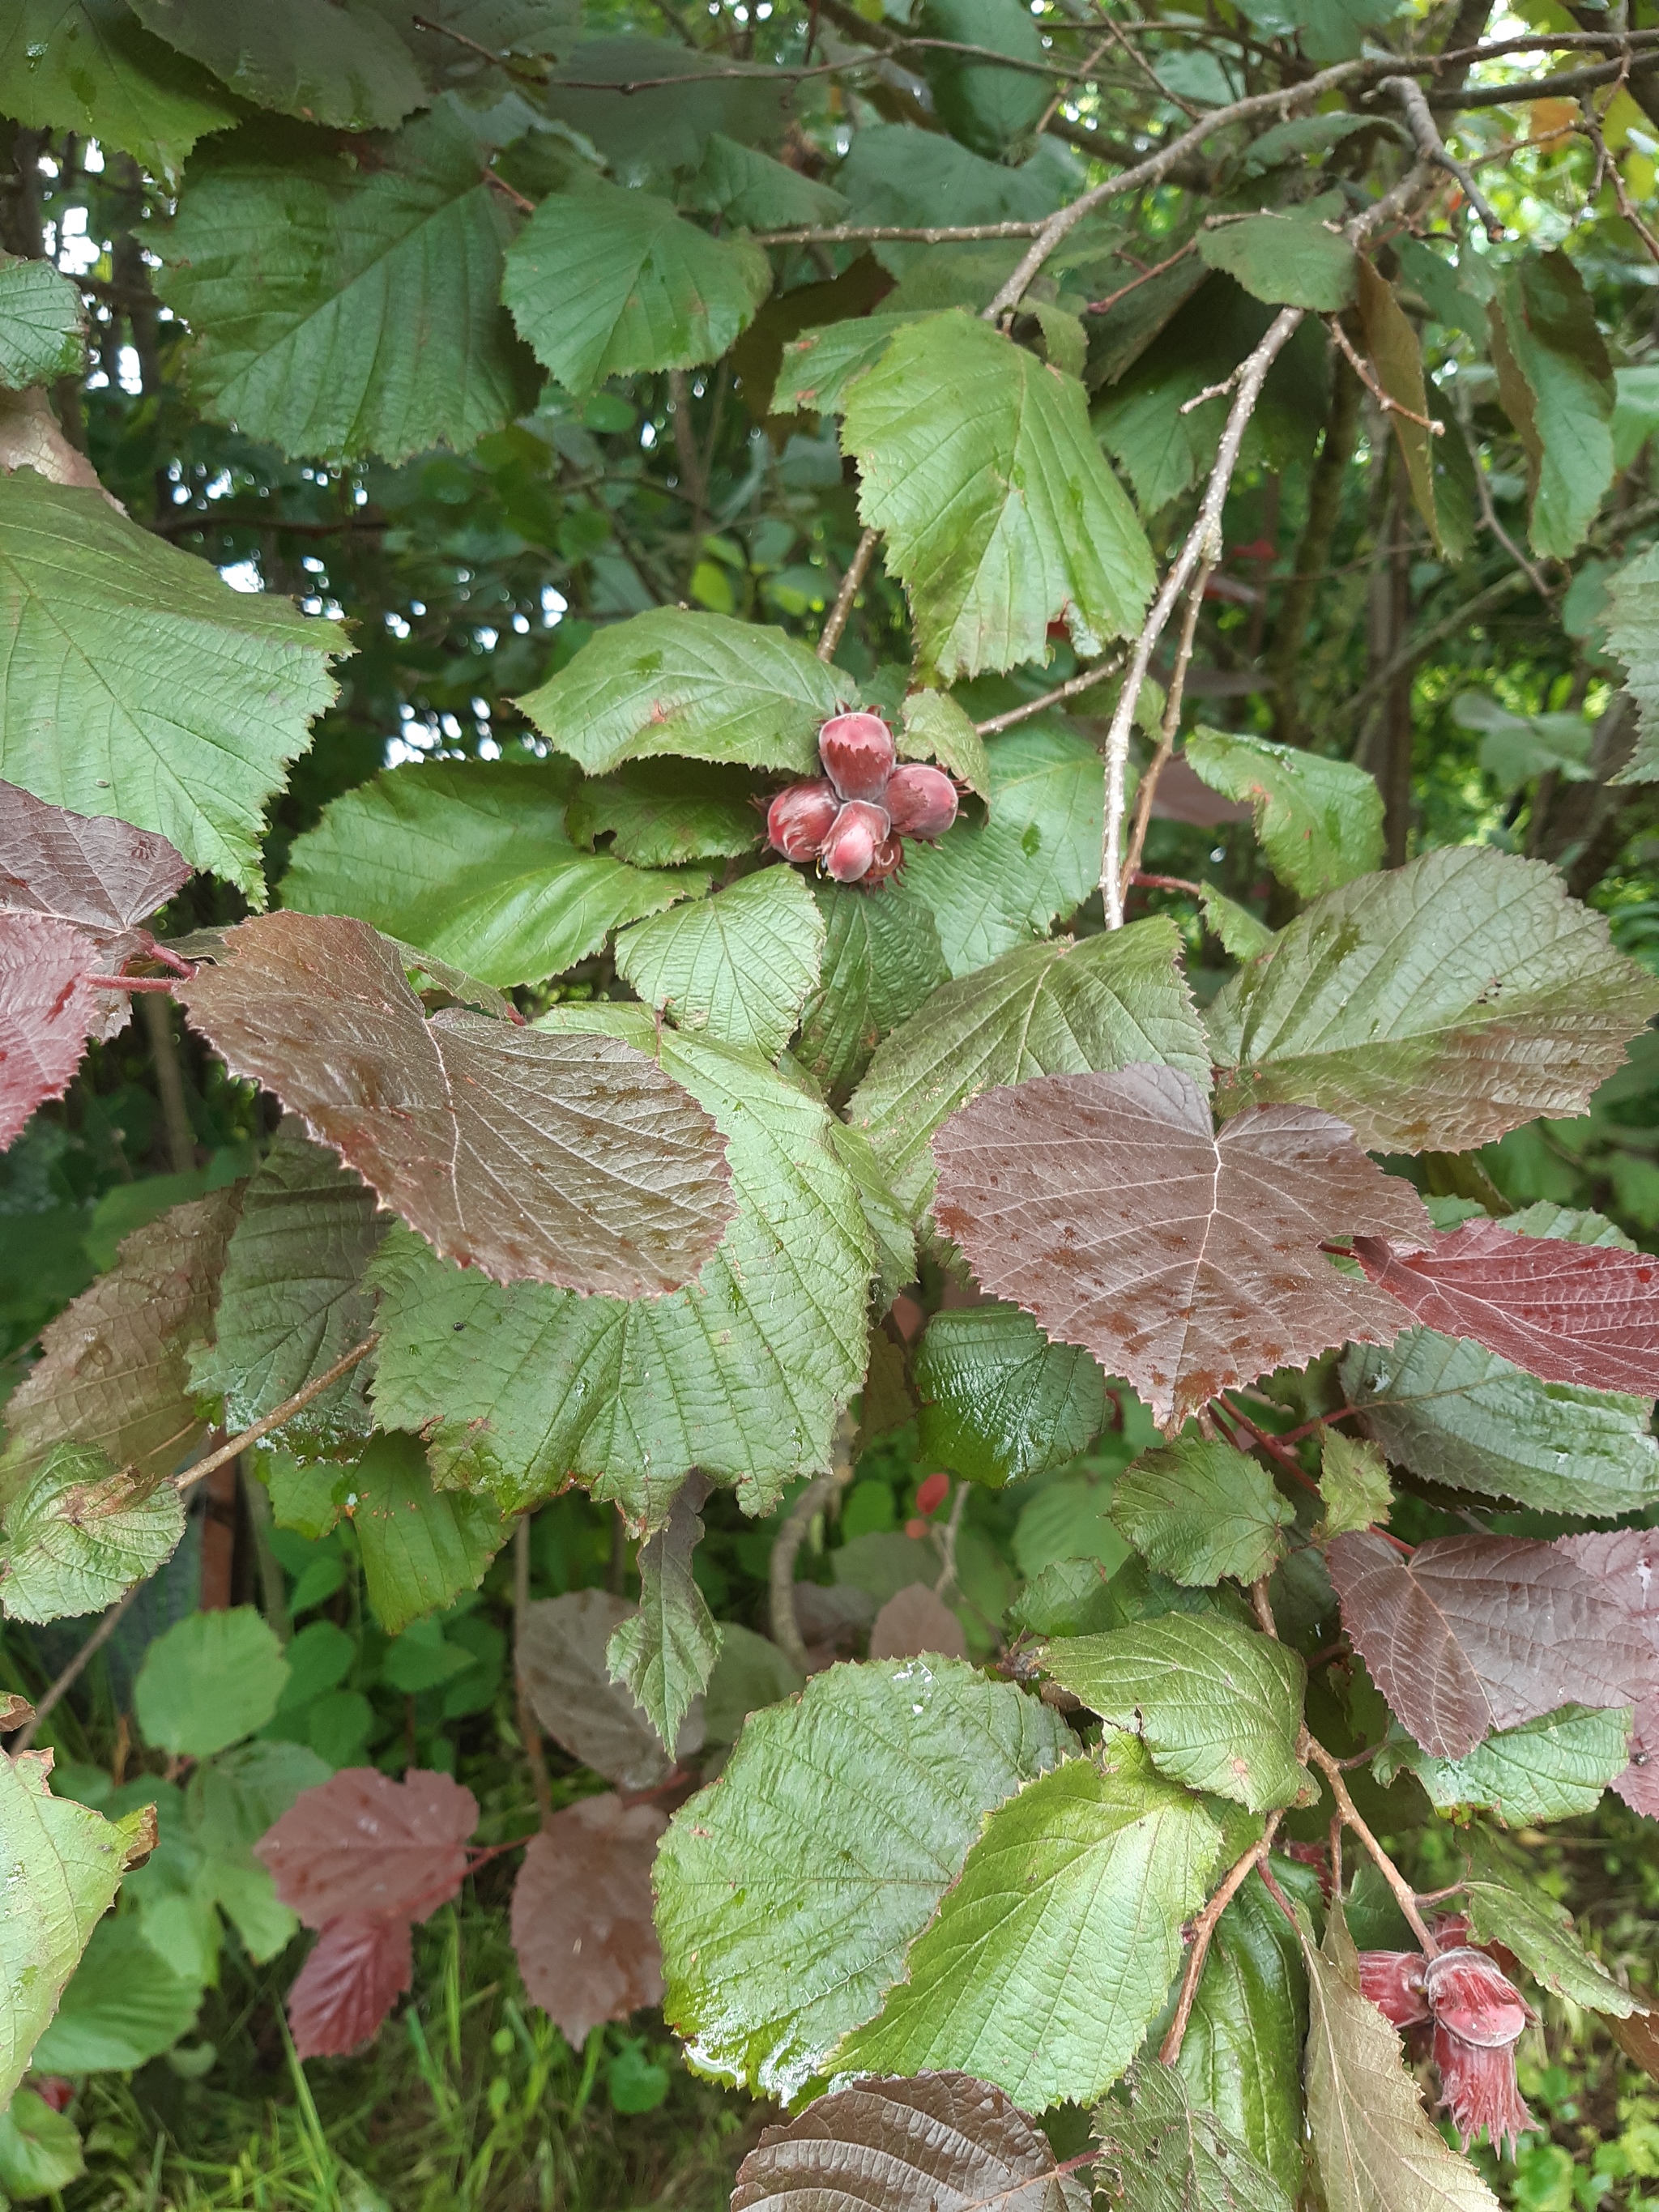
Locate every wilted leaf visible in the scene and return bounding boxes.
[1553,1529,1659,1817]
[1,1443,185,1622]
[1303,1903,1500,2212]
[518,1589,696,1789]
[795,879,949,1102]
[1373,1705,1632,1823]
[848,920,1209,1218]
[287,1915,413,2060]
[841,311,1155,682]
[282,761,702,991]
[836,1738,1221,2108]
[177,913,732,1297]
[510,1793,666,2043]
[733,2073,1089,2212]
[1206,849,1659,1153]
[931,1063,1430,1430]
[616,867,823,1060]
[607,1472,721,1751]
[1327,1531,1648,1761]
[1046,1614,1307,1811]
[1351,1217,1659,1398]
[189,1123,383,1451]
[1183,730,1383,900]
[655,1658,1071,2099]
[255,1767,478,1925]
[1111,1436,1295,1586]
[1317,1430,1393,1540]
[868,1582,970,1660]
[517,607,853,779]
[915,1304,1107,1488]
[0,779,189,937]
[0,472,343,901]
[1462,1876,1643,2017]
[348,1433,505,1635]
[1096,2059,1292,2212]
[503,181,771,398]
[1,1187,241,1486]
[0,911,122,1149]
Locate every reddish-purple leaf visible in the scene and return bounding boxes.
[0,911,119,1149]
[1555,1530,1659,1817]
[287,1915,413,2061]
[510,1792,665,2044]
[177,912,735,1294]
[929,1063,1431,1429]
[868,1583,969,1662]
[255,1768,478,1927]
[1353,1218,1659,1397]
[1328,1531,1648,1760]
[0,780,190,936]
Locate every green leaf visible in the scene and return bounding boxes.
[129,0,424,128]
[0,256,87,389]
[1096,2061,1292,2212]
[1604,543,1659,784]
[282,760,701,989]
[915,1304,1107,1487]
[517,607,854,778]
[899,688,992,797]
[835,1739,1221,2109]
[655,1657,1071,2099]
[0,1750,152,2104]
[1047,1615,1307,1811]
[1197,211,1357,313]
[1112,1438,1294,1588]
[156,109,535,464]
[616,867,823,1059]
[1462,1876,1644,2017]
[1317,1430,1392,1540]
[369,1022,876,1524]
[1,1444,186,1624]
[1008,1556,1118,1639]
[1206,848,1659,1153]
[702,1621,803,1746]
[1013,1480,1132,1581]
[0,0,239,178]
[838,122,1070,279]
[847,918,1209,1217]
[0,473,343,901]
[841,310,1155,683]
[1230,0,1401,61]
[794,878,949,1102]
[1177,1866,1313,2201]
[687,132,847,228]
[189,1123,383,1452]
[1452,692,1595,792]
[31,1915,202,2073]
[606,1472,720,1750]
[1303,1903,1500,2212]
[1200,885,1276,961]
[775,313,923,416]
[0,2089,83,2198]
[904,725,1104,977]
[1183,729,1383,900]
[565,759,762,869]
[1373,1706,1632,1822]
[544,36,793,173]
[915,0,1049,156]
[1488,251,1615,560]
[134,1608,290,1758]
[1340,1332,1659,1516]
[502,181,771,399]
[348,1432,505,1635]
[825,1119,916,1313]
[1355,259,1470,561]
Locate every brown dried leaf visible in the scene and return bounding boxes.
[1328,1532,1648,1761]
[510,1792,665,2044]
[0,389,111,495]
[1353,1220,1659,1398]
[1554,1530,1659,1817]
[287,1915,413,2061]
[868,1583,969,1662]
[1,1187,242,1485]
[930,1063,1430,1430]
[0,780,190,936]
[731,2072,1090,2212]
[254,1767,478,1927]
[177,913,734,1295]
[518,1590,700,1789]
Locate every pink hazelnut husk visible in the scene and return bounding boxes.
[821,799,889,884]
[864,832,905,885]
[1424,1948,1533,2048]
[1358,1950,1430,2029]
[766,778,839,863]
[818,711,896,803]
[1431,2024,1534,2159]
[884,761,958,841]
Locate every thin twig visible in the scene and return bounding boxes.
[1579,92,1659,266]
[1333,569,1533,734]
[482,168,535,216]
[1248,1575,1281,1639]
[173,1337,378,1495]
[1035,34,1112,137]
[1429,52,1659,108]
[769,1414,856,1673]
[933,1481,969,1600]
[1306,1735,1441,1956]
[1160,1812,1284,2064]
[11,1583,143,1752]
[1383,75,1505,237]
[817,528,877,663]
[974,653,1125,735]
[1468,435,1551,596]
[1328,317,1446,436]
[1120,566,1209,899]
[1085,239,1198,316]
[514,1515,554,1831]
[753,219,1047,247]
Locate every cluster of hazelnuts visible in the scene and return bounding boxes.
[766,712,959,885]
